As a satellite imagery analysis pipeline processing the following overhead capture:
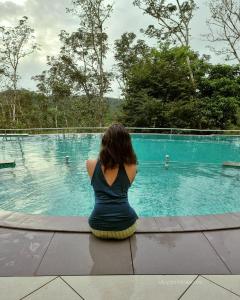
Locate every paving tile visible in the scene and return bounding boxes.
[154,216,183,231]
[136,217,159,232]
[195,215,225,230]
[175,216,205,231]
[181,276,240,300]
[130,233,230,274]
[20,215,90,232]
[62,275,197,300]
[233,212,240,219]
[213,214,240,229]
[203,275,240,296]
[0,228,54,276]
[204,229,240,274]
[23,277,81,300]
[0,276,56,300]
[36,233,133,275]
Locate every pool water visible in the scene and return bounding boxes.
[0,134,240,217]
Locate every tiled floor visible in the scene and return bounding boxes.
[36,233,133,275]
[0,228,54,276]
[0,227,240,275]
[130,232,230,274]
[1,227,240,299]
[0,275,240,300]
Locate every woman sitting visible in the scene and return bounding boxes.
[86,123,139,239]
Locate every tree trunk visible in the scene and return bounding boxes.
[12,69,17,123]
[186,56,195,90]
[64,111,68,127]
[12,101,16,123]
[55,105,58,128]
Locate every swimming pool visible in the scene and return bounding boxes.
[0,134,240,217]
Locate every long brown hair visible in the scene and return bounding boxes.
[99,123,137,170]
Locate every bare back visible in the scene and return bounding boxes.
[86,159,137,186]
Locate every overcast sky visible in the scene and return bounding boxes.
[0,0,223,98]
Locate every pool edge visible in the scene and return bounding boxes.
[1,209,240,233]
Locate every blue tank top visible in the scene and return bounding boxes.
[88,159,139,231]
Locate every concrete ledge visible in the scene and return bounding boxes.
[1,209,240,233]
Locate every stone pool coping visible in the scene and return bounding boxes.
[1,209,240,232]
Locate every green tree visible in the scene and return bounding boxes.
[64,0,114,125]
[120,92,167,127]
[119,44,239,129]
[133,0,198,87]
[120,46,206,126]
[0,16,38,123]
[166,97,239,129]
[114,32,150,96]
[33,0,113,127]
[126,46,207,102]
[199,64,240,99]
[33,55,73,127]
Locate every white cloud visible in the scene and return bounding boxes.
[0,0,26,4]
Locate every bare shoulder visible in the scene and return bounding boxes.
[124,163,137,171]
[124,163,138,183]
[86,159,98,178]
[86,158,98,167]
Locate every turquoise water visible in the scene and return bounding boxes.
[0,134,240,217]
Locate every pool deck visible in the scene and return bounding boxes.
[1,210,240,276]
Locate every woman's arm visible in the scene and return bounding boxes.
[124,163,137,184]
[86,159,97,179]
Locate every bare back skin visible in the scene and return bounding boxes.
[86,159,137,186]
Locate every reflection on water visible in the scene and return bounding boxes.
[0,134,240,217]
